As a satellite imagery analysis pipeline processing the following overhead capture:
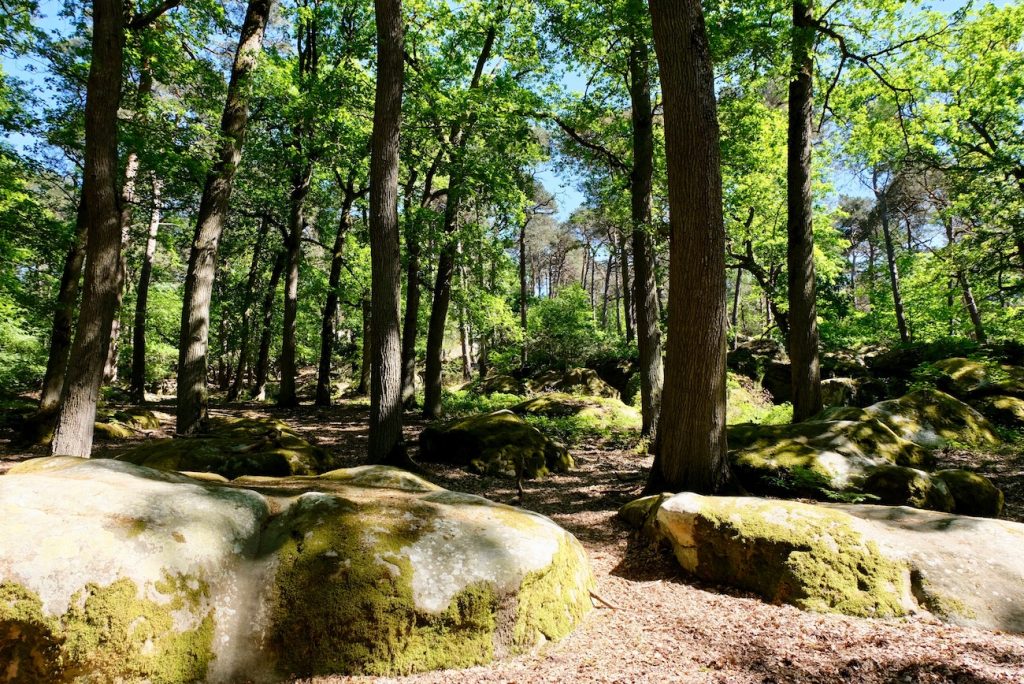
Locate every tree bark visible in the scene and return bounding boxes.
[786,0,823,422]
[627,11,664,440]
[519,215,529,370]
[227,215,270,401]
[252,250,286,401]
[401,154,439,407]
[646,0,731,494]
[49,0,124,457]
[39,201,88,415]
[129,175,161,403]
[875,178,909,343]
[316,196,354,406]
[367,0,407,464]
[959,272,986,343]
[618,228,634,342]
[176,0,272,435]
[358,295,372,395]
[278,165,314,407]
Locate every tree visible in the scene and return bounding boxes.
[176,0,273,435]
[367,0,406,464]
[645,0,731,493]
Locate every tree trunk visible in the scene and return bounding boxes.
[519,216,529,370]
[601,252,613,328]
[876,181,909,343]
[367,0,407,464]
[358,295,372,395]
[39,202,88,415]
[786,0,823,423]
[252,250,286,401]
[401,154,439,407]
[960,272,986,343]
[645,0,731,494]
[228,216,271,402]
[49,0,124,457]
[316,198,354,406]
[628,14,665,441]
[422,26,496,420]
[278,165,314,407]
[618,229,634,342]
[176,0,272,435]
[129,175,161,403]
[731,267,742,342]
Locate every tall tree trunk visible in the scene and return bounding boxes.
[618,229,635,342]
[601,253,614,328]
[422,26,496,420]
[50,0,124,457]
[786,0,822,422]
[628,14,664,440]
[39,202,88,415]
[103,65,154,387]
[731,268,742,338]
[129,175,161,403]
[875,179,909,343]
[176,0,272,435]
[278,165,314,407]
[253,250,286,401]
[228,216,271,401]
[367,0,407,464]
[646,0,731,494]
[519,216,529,370]
[316,197,354,406]
[358,295,372,395]
[401,154,438,407]
[215,273,230,390]
[959,272,986,343]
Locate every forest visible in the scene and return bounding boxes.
[1,0,1024,681]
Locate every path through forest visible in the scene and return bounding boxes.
[3,402,1024,682]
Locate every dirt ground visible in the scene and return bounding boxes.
[3,399,1024,683]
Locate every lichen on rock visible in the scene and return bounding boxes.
[860,465,955,512]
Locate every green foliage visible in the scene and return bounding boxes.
[526,285,606,370]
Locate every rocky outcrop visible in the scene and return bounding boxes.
[418,410,573,479]
[105,416,337,479]
[0,457,594,681]
[639,492,1024,634]
[512,393,641,436]
[529,368,618,399]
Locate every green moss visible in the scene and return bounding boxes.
[934,469,1004,518]
[512,539,594,650]
[512,393,640,447]
[618,494,671,534]
[864,389,1000,448]
[685,498,909,618]
[0,576,214,684]
[0,582,61,681]
[264,495,500,677]
[975,395,1024,427]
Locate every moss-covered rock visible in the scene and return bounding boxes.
[934,469,1004,518]
[860,465,955,512]
[512,393,641,437]
[419,410,574,479]
[821,377,858,407]
[617,494,671,539]
[728,418,930,496]
[0,457,594,680]
[655,494,912,617]
[105,415,338,479]
[476,374,528,396]
[528,368,618,398]
[973,395,1024,427]
[932,357,1024,399]
[841,389,999,448]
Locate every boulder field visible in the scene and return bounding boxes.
[623,493,1024,634]
[0,457,594,682]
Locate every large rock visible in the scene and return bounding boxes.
[105,416,337,479]
[512,393,641,436]
[528,368,618,399]
[821,377,858,407]
[0,457,593,681]
[728,418,930,495]
[418,410,573,479]
[974,395,1024,426]
[649,493,1024,633]
[827,389,999,448]
[475,374,528,396]
[860,465,955,512]
[934,469,1005,517]
[655,494,912,618]
[932,357,1024,399]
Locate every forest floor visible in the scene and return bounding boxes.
[3,399,1024,683]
